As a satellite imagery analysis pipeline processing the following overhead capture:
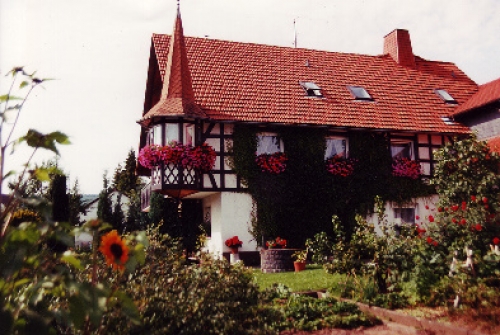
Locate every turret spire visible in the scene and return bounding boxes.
[141,4,205,123]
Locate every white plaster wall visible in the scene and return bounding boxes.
[367,194,439,234]
[203,192,256,257]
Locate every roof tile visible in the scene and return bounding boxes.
[150,34,478,133]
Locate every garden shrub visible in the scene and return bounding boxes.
[101,230,280,335]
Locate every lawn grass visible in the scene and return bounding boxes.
[253,264,346,293]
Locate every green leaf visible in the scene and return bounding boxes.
[0,94,22,102]
[18,129,70,155]
[19,81,29,89]
[61,251,83,270]
[135,230,150,248]
[134,243,146,265]
[113,290,141,325]
[68,295,86,329]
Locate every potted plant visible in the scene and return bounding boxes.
[225,236,243,254]
[265,236,287,249]
[291,249,307,272]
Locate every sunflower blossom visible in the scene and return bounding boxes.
[99,230,129,271]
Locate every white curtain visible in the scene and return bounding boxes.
[257,136,281,155]
[325,138,346,159]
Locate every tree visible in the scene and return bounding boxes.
[68,179,87,226]
[51,174,69,222]
[111,193,125,232]
[113,149,140,196]
[97,172,113,224]
[125,189,147,232]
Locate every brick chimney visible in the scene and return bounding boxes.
[383,29,416,68]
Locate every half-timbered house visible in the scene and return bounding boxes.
[137,8,488,259]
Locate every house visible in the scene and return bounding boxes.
[136,7,488,260]
[451,78,500,152]
[75,192,130,248]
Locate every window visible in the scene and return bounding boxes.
[299,81,323,97]
[394,208,415,224]
[152,125,162,145]
[325,136,348,159]
[165,124,180,144]
[151,124,180,146]
[391,139,413,159]
[184,124,195,146]
[347,85,372,100]
[256,133,283,155]
[435,89,457,104]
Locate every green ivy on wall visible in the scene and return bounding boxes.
[230,125,434,247]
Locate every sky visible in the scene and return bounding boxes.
[1,0,499,194]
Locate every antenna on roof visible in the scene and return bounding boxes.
[293,18,298,48]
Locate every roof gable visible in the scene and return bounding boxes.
[453,77,500,116]
[145,33,477,133]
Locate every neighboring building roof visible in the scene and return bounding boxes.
[142,23,477,134]
[453,77,500,116]
[488,136,500,154]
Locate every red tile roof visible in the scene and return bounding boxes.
[453,77,500,116]
[146,33,478,133]
[141,9,205,124]
[488,136,500,154]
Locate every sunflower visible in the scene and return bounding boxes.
[99,230,129,271]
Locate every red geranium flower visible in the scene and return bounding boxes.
[475,224,483,231]
[428,215,434,223]
[493,237,500,245]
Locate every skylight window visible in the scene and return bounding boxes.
[347,85,372,100]
[441,116,455,125]
[299,81,323,97]
[435,89,457,104]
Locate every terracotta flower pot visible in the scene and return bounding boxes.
[294,261,306,272]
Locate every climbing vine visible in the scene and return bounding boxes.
[230,125,434,247]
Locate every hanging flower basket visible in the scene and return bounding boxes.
[138,142,216,172]
[392,158,421,179]
[255,152,288,174]
[325,155,356,177]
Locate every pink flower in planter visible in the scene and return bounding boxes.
[256,152,288,174]
[392,158,421,179]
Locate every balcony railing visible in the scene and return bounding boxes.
[150,162,201,198]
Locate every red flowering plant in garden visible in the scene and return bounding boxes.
[225,235,243,248]
[266,236,287,249]
[138,142,216,172]
[255,152,288,174]
[392,157,421,179]
[325,155,356,177]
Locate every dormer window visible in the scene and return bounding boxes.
[299,81,323,97]
[435,89,457,104]
[347,85,372,101]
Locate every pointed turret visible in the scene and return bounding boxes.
[140,6,205,124]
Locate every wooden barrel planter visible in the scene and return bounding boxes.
[261,249,298,273]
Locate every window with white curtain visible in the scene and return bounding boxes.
[325,137,348,159]
[165,124,180,145]
[256,133,283,155]
[390,139,413,159]
[184,124,194,146]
